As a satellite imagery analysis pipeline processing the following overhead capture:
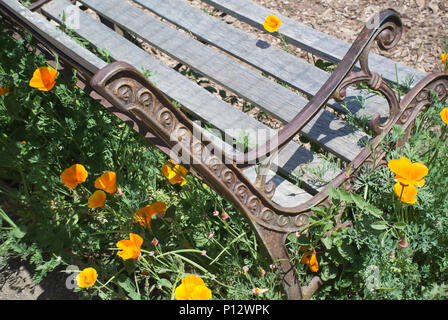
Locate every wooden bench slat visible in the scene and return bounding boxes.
[202,0,427,87]
[244,166,314,206]
[41,0,341,195]
[134,0,390,120]
[75,0,370,163]
[0,0,107,75]
[0,0,314,207]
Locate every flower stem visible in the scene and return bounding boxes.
[428,125,447,168]
[98,267,125,289]
[0,206,18,229]
[209,231,247,265]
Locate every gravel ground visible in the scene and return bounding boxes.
[0,257,80,300]
[1,0,445,300]
[247,0,447,73]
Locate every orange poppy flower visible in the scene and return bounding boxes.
[252,288,269,295]
[88,190,106,208]
[393,182,418,204]
[387,157,428,188]
[300,250,319,272]
[94,171,117,194]
[116,233,143,260]
[174,274,212,300]
[441,53,448,70]
[0,87,10,96]
[440,108,448,125]
[60,164,88,188]
[76,267,98,288]
[161,160,188,186]
[29,66,58,91]
[133,201,166,229]
[263,14,282,33]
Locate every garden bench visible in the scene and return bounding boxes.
[1,0,447,299]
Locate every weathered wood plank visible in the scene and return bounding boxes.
[74,0,370,163]
[0,0,107,76]
[41,0,341,195]
[134,0,390,120]
[202,0,427,87]
[0,0,314,206]
[243,166,314,207]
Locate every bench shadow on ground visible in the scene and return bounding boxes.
[0,257,81,300]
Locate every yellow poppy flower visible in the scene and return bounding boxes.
[76,267,98,288]
[393,182,418,204]
[161,160,188,186]
[300,250,319,272]
[263,14,282,33]
[60,164,88,188]
[441,53,448,70]
[440,108,448,125]
[174,274,212,300]
[133,201,166,229]
[387,157,428,188]
[88,190,106,208]
[29,66,58,91]
[94,171,117,194]
[0,87,10,96]
[116,233,143,260]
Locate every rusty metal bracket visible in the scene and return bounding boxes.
[28,0,53,12]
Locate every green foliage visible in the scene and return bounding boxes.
[314,59,337,73]
[278,33,292,54]
[285,90,448,299]
[0,20,285,300]
[1,16,448,301]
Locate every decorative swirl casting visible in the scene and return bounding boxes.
[89,71,448,234]
[91,63,316,232]
[332,19,403,135]
[395,76,448,145]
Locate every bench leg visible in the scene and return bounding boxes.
[253,224,302,299]
[254,224,323,300]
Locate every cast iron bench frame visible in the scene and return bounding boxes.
[1,0,447,300]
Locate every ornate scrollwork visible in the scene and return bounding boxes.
[114,82,134,104]
[137,88,156,114]
[263,180,276,200]
[89,62,324,233]
[332,12,404,136]
[395,77,448,146]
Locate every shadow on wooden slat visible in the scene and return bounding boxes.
[256,39,270,49]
